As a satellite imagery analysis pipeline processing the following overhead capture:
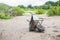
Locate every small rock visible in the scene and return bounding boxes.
[57,35,60,37]
[53,30,59,32]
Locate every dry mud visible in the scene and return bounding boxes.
[0,15,60,40]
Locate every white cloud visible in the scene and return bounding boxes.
[0,0,58,6]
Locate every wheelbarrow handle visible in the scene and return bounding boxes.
[39,18,44,25]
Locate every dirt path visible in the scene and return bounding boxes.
[0,15,60,40]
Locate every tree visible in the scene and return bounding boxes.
[41,5,50,9]
[33,6,41,9]
[27,5,32,9]
[18,5,25,8]
[45,1,55,6]
[55,1,60,6]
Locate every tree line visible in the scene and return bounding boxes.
[0,0,60,19]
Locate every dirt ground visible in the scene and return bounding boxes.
[0,14,60,40]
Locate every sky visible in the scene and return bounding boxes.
[0,0,58,6]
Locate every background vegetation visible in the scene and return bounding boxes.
[0,0,60,19]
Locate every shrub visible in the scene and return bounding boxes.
[12,7,25,16]
[47,9,54,16]
[0,12,11,19]
[34,9,45,14]
[47,6,60,16]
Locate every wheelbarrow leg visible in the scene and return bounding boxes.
[29,25,37,31]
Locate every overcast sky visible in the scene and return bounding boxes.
[0,0,58,6]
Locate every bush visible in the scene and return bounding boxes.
[47,9,54,16]
[0,12,11,19]
[47,6,60,16]
[34,9,46,14]
[12,7,25,16]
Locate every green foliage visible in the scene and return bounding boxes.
[47,6,60,16]
[0,0,59,19]
[33,6,41,9]
[27,5,33,9]
[12,7,25,16]
[41,5,50,9]
[40,0,60,10]
[34,9,45,14]
[18,5,25,9]
[0,3,10,10]
[0,12,11,19]
[55,0,60,6]
[45,1,55,6]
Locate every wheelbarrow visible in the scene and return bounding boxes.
[27,14,45,32]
